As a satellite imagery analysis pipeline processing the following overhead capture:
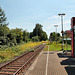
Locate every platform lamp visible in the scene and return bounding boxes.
[58,13,66,51]
[54,25,58,44]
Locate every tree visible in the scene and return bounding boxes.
[33,23,48,41]
[32,36,39,42]
[49,32,60,42]
[7,30,17,46]
[33,23,43,36]
[40,31,48,41]
[23,30,29,42]
[0,7,8,27]
[57,33,60,37]
[30,32,33,39]
[0,7,9,45]
[11,28,23,44]
[0,7,9,37]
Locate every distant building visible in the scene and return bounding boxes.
[65,30,71,38]
[61,30,71,39]
[62,30,71,44]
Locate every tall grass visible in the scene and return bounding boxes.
[43,45,48,51]
[0,41,41,63]
[45,41,71,51]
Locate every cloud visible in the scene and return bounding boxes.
[31,16,40,19]
[64,20,70,24]
[41,15,71,37]
[46,23,59,30]
[46,19,70,30]
[47,16,59,20]
[46,24,54,29]
[46,19,70,37]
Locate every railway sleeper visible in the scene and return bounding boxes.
[1,69,17,72]
[9,65,22,67]
[12,62,24,65]
[11,64,22,66]
[17,61,26,63]
[0,71,14,75]
[5,67,20,69]
[0,45,45,75]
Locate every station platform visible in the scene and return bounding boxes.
[24,50,75,75]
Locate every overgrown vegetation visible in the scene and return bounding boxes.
[43,41,71,51]
[0,7,48,63]
[49,32,61,42]
[0,7,48,48]
[48,32,71,51]
[43,45,48,51]
[30,23,48,41]
[0,42,41,62]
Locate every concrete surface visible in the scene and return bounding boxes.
[24,49,75,75]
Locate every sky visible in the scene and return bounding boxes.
[0,0,75,37]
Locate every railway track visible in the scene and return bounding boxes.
[0,44,45,75]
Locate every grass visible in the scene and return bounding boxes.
[0,41,42,63]
[0,41,71,62]
[43,41,71,51]
[43,45,48,51]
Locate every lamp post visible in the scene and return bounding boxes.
[58,13,66,51]
[64,31,67,53]
[54,25,58,44]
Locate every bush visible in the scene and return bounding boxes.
[0,41,41,62]
[0,36,7,45]
[12,39,17,45]
[32,36,39,42]
[10,42,15,46]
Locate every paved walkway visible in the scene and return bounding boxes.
[24,47,75,75]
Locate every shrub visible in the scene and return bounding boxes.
[10,42,15,46]
[32,36,39,42]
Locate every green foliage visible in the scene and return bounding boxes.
[0,7,48,47]
[0,7,8,27]
[43,45,48,51]
[44,41,71,51]
[0,42,41,62]
[31,23,48,41]
[0,7,47,48]
[49,32,60,42]
[30,32,33,39]
[0,7,9,45]
[10,28,23,43]
[23,30,29,42]
[0,7,48,63]
[33,24,43,36]
[40,31,48,41]
[0,36,8,45]
[0,27,30,47]
[32,36,39,42]
[64,40,71,45]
